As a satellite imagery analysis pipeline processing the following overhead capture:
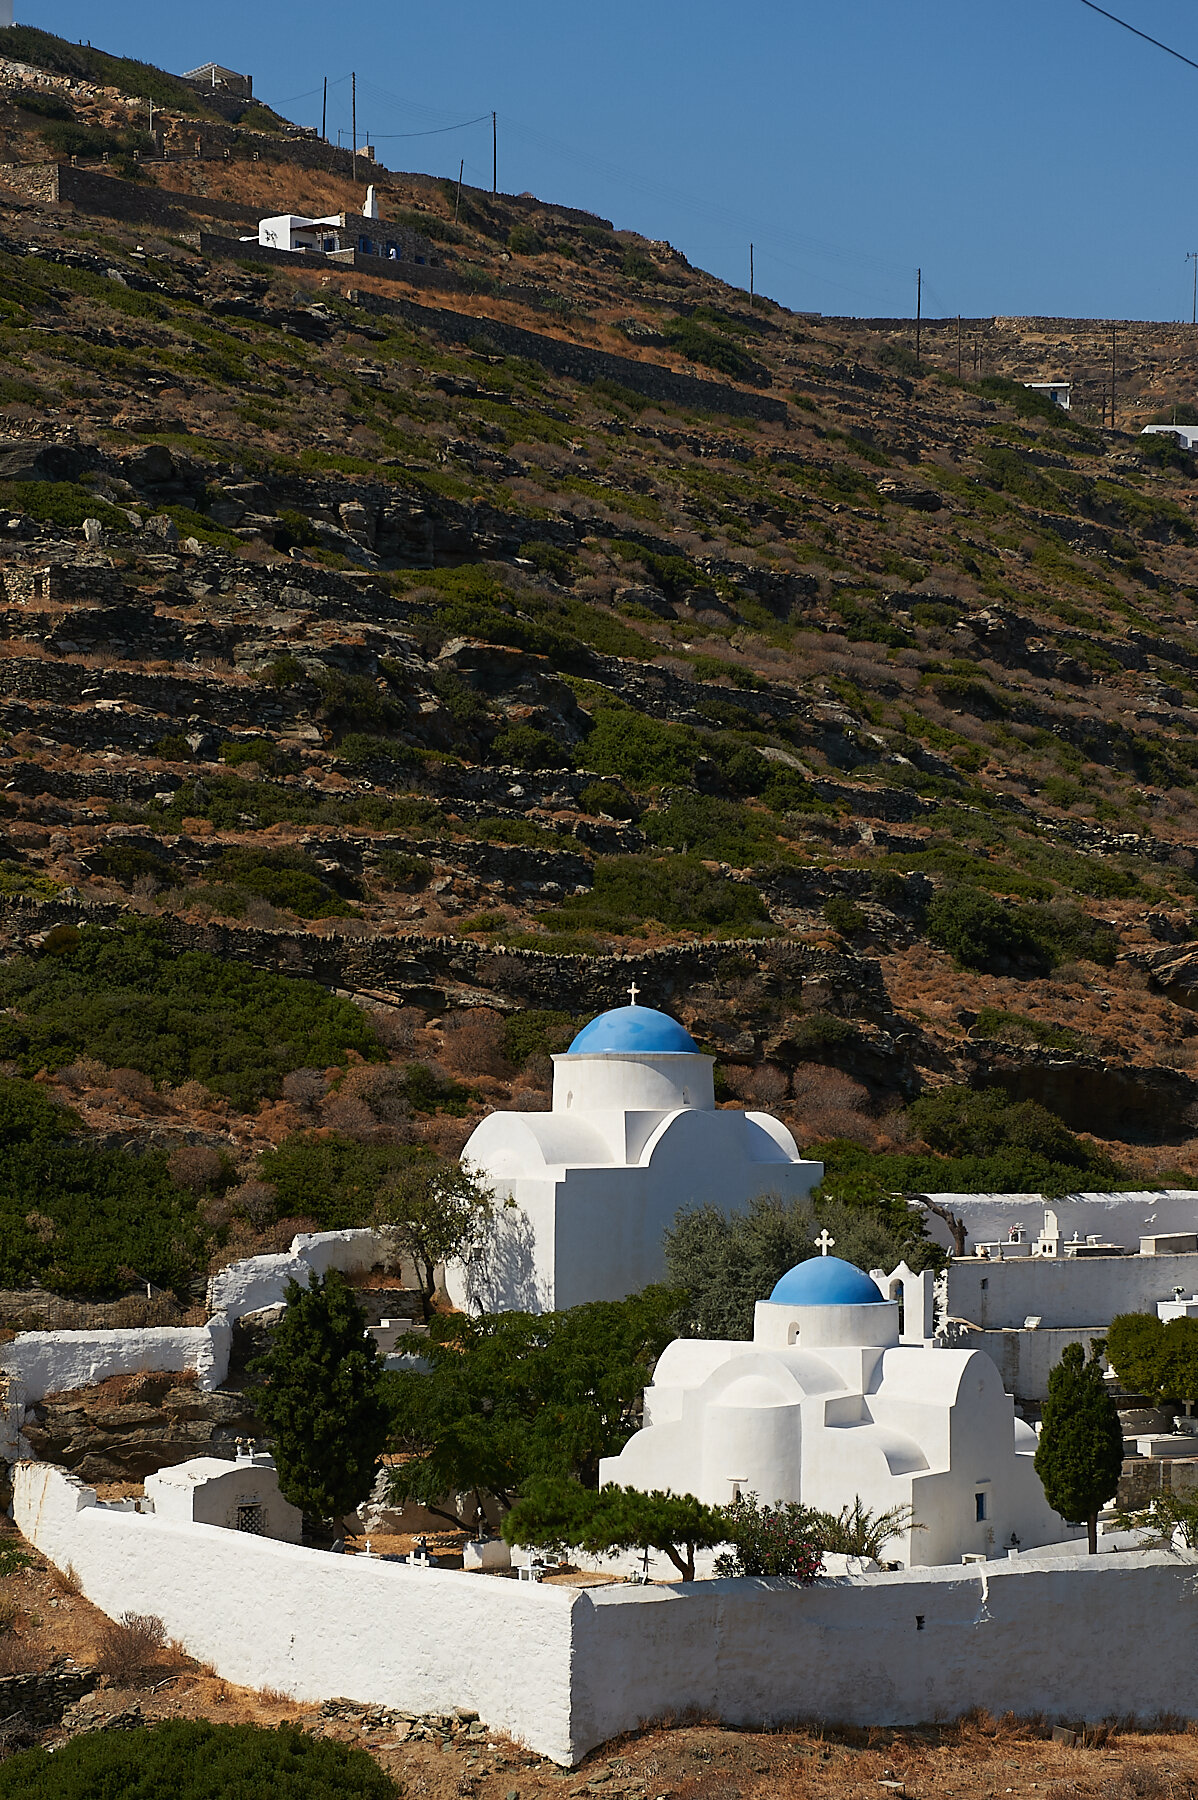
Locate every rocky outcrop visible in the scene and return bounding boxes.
[21,1372,261,1484]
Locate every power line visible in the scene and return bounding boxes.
[1076,0,1198,74]
[365,113,492,140]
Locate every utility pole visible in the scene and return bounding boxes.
[1188,251,1198,326]
[749,242,754,307]
[957,313,962,380]
[351,71,357,186]
[492,111,497,195]
[455,158,464,222]
[321,76,327,144]
[1110,324,1116,431]
[915,267,922,365]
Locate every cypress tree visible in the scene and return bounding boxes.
[1034,1341,1124,1554]
[252,1270,388,1526]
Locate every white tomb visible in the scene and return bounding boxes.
[144,1449,302,1543]
[447,998,822,1314]
[600,1253,1077,1566]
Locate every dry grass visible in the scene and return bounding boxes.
[94,1611,188,1684]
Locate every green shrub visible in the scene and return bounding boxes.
[0,481,128,531]
[212,848,361,919]
[788,1013,860,1057]
[13,88,74,120]
[660,319,767,384]
[581,708,702,786]
[91,843,170,886]
[518,539,575,581]
[906,1084,1114,1175]
[639,794,785,867]
[258,1134,431,1232]
[578,781,638,820]
[508,224,543,256]
[490,722,571,769]
[0,920,382,1109]
[502,1008,577,1066]
[972,1007,1083,1052]
[397,1062,474,1115]
[926,885,1045,971]
[547,855,768,934]
[376,849,431,889]
[823,896,867,936]
[336,733,417,769]
[0,1718,397,1799]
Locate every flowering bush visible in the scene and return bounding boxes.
[713,1493,824,1581]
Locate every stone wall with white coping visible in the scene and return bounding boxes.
[0,1318,231,1462]
[15,1461,1198,1764]
[207,1228,396,1320]
[882,1250,1198,1401]
[920,1191,1198,1256]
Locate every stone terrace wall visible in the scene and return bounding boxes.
[344,291,789,423]
[0,896,876,1014]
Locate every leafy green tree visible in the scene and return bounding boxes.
[711,1492,824,1579]
[383,1288,680,1525]
[252,1272,388,1525]
[1107,1312,1198,1412]
[0,1719,397,1798]
[664,1191,940,1340]
[906,1085,1112,1171]
[502,1477,730,1581]
[373,1157,494,1321]
[1034,1342,1125,1554]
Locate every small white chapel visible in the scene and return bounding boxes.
[448,996,823,1314]
[600,1251,1077,1566]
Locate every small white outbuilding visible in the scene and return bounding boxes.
[449,1000,823,1314]
[600,1254,1077,1566]
[144,1450,302,1543]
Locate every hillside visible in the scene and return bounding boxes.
[1,28,1198,1302]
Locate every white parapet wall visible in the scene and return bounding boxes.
[207,1229,394,1320]
[0,1318,232,1463]
[14,1462,1198,1764]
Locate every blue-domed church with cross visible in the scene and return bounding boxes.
[447,995,822,1314]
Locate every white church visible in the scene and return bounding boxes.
[600,1251,1078,1567]
[448,997,823,1314]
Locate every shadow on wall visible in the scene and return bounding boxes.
[461,1209,542,1314]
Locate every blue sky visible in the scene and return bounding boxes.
[19,1,1198,321]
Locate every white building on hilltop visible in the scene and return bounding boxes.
[448,999,822,1315]
[601,1254,1076,1566]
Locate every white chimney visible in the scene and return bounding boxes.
[363,184,379,219]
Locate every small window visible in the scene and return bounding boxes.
[974,1492,987,1523]
[980,1277,989,1290]
[915,1615,925,1631]
[236,1503,265,1535]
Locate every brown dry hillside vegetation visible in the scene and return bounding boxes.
[5,27,1198,1301]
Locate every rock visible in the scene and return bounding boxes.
[876,480,942,511]
[82,518,104,546]
[144,513,179,544]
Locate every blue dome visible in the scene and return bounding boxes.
[769,1256,886,1307]
[567,1005,699,1055]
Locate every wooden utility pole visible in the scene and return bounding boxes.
[321,77,327,143]
[1110,324,1116,431]
[455,158,464,222]
[492,111,497,195]
[749,242,754,306]
[957,313,962,379]
[1188,251,1197,326]
[351,72,357,185]
[915,267,922,364]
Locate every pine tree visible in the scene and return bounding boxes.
[1034,1341,1124,1554]
[251,1271,388,1526]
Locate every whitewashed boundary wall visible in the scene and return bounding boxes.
[207,1229,396,1319]
[15,1463,1198,1765]
[921,1191,1198,1256]
[15,1464,576,1761]
[0,1318,231,1462]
